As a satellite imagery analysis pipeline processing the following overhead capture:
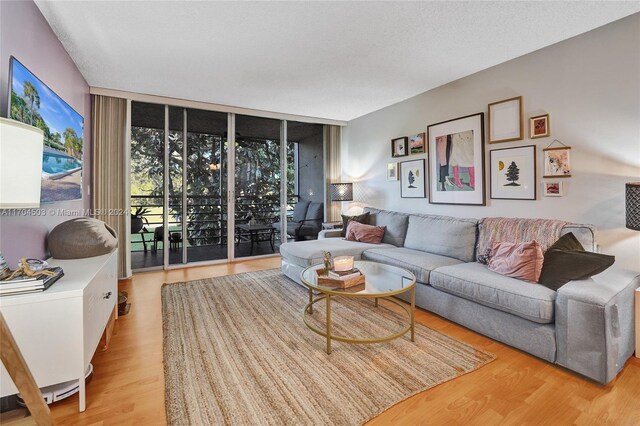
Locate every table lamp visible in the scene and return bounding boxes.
[330,183,353,202]
[626,182,640,231]
[0,118,44,208]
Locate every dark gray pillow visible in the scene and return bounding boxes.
[341,212,370,237]
[292,201,310,223]
[305,202,324,221]
[48,218,118,259]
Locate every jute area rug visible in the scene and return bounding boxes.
[162,269,495,425]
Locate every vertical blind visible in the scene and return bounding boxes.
[324,125,342,222]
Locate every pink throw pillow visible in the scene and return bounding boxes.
[488,240,544,283]
[345,220,386,244]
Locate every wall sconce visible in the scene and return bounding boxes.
[0,118,44,208]
[209,163,220,171]
[626,182,640,231]
[330,183,353,202]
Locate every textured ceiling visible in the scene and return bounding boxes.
[36,1,640,121]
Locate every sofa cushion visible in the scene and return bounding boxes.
[363,207,409,247]
[560,224,596,252]
[341,212,370,237]
[362,247,462,284]
[279,239,394,268]
[292,201,310,223]
[304,202,324,221]
[403,214,478,262]
[430,262,556,324]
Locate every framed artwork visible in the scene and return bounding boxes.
[9,56,84,203]
[391,137,408,157]
[543,146,571,178]
[530,114,550,139]
[409,133,425,154]
[386,162,398,181]
[543,181,563,197]
[427,113,486,205]
[488,96,523,143]
[400,159,426,198]
[490,145,536,200]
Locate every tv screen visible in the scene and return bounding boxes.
[8,56,84,203]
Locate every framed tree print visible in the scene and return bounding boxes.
[427,113,485,205]
[488,96,523,143]
[400,159,426,198]
[490,145,536,200]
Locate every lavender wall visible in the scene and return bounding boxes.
[0,0,91,267]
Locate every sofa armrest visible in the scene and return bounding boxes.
[318,229,343,239]
[555,267,640,384]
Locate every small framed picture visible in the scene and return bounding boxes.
[409,133,425,154]
[391,137,408,158]
[386,162,398,181]
[543,181,563,197]
[490,145,536,200]
[488,96,523,143]
[530,114,550,139]
[543,146,571,178]
[400,159,426,198]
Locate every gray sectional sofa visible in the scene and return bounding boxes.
[279,207,640,384]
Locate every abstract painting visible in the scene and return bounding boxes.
[543,147,571,178]
[9,56,84,203]
[400,159,425,198]
[428,113,485,205]
[386,162,398,181]
[490,145,536,200]
[391,137,408,158]
[543,181,563,197]
[409,133,425,154]
[530,114,550,139]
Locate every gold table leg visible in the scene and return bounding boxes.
[308,288,313,314]
[410,286,415,342]
[326,294,332,354]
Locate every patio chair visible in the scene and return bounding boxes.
[273,201,323,241]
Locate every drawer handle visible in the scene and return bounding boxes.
[103,291,112,299]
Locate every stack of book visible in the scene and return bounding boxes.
[328,268,362,280]
[0,267,64,297]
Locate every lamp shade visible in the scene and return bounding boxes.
[330,183,353,201]
[626,182,640,231]
[0,118,44,208]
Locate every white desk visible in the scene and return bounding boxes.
[0,251,117,412]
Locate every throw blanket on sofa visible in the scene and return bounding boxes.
[477,217,567,264]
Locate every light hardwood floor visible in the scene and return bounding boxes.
[42,257,639,425]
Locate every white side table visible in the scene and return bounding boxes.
[322,222,342,230]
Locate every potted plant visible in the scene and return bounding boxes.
[131,207,150,234]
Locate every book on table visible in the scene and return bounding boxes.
[328,268,361,280]
[0,267,64,296]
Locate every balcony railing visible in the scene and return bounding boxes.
[130,194,297,252]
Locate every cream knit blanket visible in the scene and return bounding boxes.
[476,217,567,264]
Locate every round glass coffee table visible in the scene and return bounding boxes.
[300,261,416,354]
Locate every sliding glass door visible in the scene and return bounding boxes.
[129,103,323,271]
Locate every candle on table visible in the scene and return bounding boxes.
[333,256,354,272]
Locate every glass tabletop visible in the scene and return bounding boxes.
[300,261,416,297]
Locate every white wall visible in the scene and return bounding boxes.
[342,14,640,271]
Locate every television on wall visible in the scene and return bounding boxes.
[8,56,84,203]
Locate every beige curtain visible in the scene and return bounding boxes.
[92,95,128,278]
[324,125,342,222]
